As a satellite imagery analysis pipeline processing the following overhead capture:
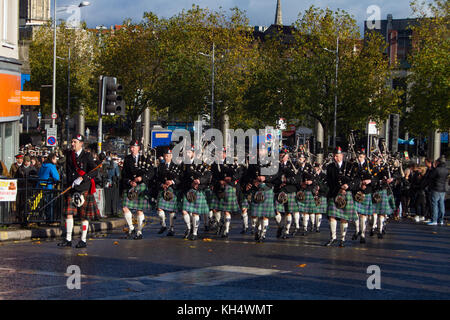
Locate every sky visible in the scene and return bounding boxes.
[57,0,417,33]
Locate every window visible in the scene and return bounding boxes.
[2,0,17,49]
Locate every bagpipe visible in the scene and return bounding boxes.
[127,148,155,201]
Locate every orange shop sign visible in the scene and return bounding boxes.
[21,91,40,105]
[0,73,21,118]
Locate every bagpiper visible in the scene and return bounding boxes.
[310,162,329,233]
[351,148,374,244]
[324,146,358,247]
[181,147,212,240]
[274,148,301,239]
[246,147,278,242]
[58,134,100,249]
[295,152,316,236]
[211,148,243,238]
[371,152,396,238]
[121,140,154,240]
[156,147,183,236]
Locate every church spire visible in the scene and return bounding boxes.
[274,0,283,25]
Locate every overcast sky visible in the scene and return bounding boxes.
[57,0,416,32]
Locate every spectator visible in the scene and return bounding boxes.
[1,160,9,177]
[14,156,38,224]
[422,158,434,222]
[31,156,41,172]
[426,156,449,226]
[9,154,24,177]
[37,153,60,222]
[410,166,427,222]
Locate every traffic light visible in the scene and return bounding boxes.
[390,114,400,153]
[100,76,125,116]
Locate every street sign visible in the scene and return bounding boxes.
[37,112,41,119]
[368,121,378,135]
[46,127,57,147]
[51,113,57,119]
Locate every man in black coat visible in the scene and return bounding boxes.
[58,134,100,248]
[427,156,449,225]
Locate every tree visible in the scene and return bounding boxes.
[406,0,450,135]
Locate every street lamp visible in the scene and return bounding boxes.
[57,46,71,144]
[199,43,215,128]
[52,1,90,129]
[323,34,339,149]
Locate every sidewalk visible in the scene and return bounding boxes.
[0,217,127,242]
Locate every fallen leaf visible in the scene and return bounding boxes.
[123,228,129,233]
[203,238,213,242]
[189,246,196,248]
[31,238,40,241]
[208,249,213,252]
[296,264,307,268]
[77,253,88,256]
[32,241,41,244]
[113,241,119,245]
[432,232,437,234]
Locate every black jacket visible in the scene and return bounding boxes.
[326,161,358,198]
[429,163,449,192]
[64,149,97,192]
[273,161,302,193]
[121,154,155,192]
[156,161,182,191]
[182,162,212,192]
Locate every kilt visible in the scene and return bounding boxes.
[297,191,316,214]
[240,193,250,210]
[122,183,150,211]
[205,188,220,211]
[250,188,275,218]
[326,192,357,221]
[373,189,395,215]
[276,192,299,213]
[218,185,241,213]
[157,187,179,212]
[310,196,328,214]
[182,189,210,215]
[65,191,100,221]
[354,193,373,216]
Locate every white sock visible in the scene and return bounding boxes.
[275,213,282,227]
[341,222,348,241]
[360,215,367,237]
[310,214,315,227]
[355,215,360,234]
[124,211,134,231]
[372,213,378,229]
[379,215,385,233]
[169,212,175,228]
[208,210,213,219]
[137,214,145,235]
[262,219,269,236]
[225,215,231,233]
[330,219,337,240]
[316,214,322,228]
[302,214,309,231]
[192,215,200,235]
[158,210,166,227]
[66,218,74,242]
[81,220,89,242]
[285,215,292,234]
[242,213,248,229]
[214,211,221,223]
[294,212,300,228]
[251,217,257,229]
[183,213,191,230]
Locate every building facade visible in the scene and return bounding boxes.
[1,0,21,169]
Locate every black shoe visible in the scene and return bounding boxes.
[127,229,137,239]
[133,233,143,240]
[158,226,167,234]
[301,230,307,236]
[57,239,72,247]
[184,229,191,239]
[276,227,283,238]
[255,231,260,241]
[369,229,374,237]
[316,228,320,233]
[360,237,366,244]
[292,228,298,237]
[75,240,87,248]
[167,228,175,236]
[324,239,337,247]
[338,240,345,247]
[189,234,198,241]
[222,232,229,238]
[240,227,248,234]
[377,232,383,239]
[352,232,360,241]
[258,235,266,243]
[282,234,289,239]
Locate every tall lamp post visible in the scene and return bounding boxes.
[199,43,215,128]
[52,1,90,129]
[324,34,339,149]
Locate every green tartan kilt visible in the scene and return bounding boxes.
[298,191,317,214]
[157,187,179,212]
[182,189,210,215]
[239,192,250,210]
[354,193,373,216]
[122,183,150,211]
[326,192,358,221]
[373,189,395,215]
[276,192,299,213]
[250,188,275,218]
[310,195,328,214]
[218,185,241,213]
[205,188,220,211]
